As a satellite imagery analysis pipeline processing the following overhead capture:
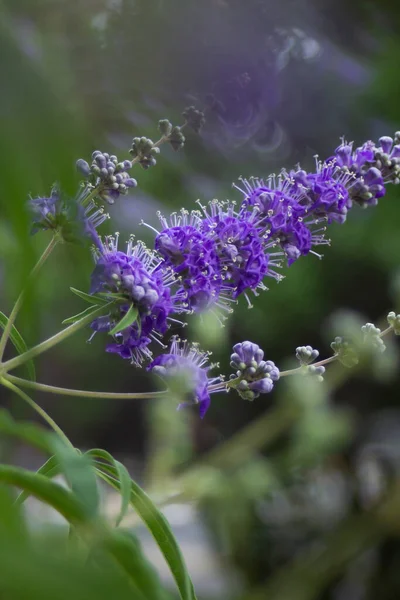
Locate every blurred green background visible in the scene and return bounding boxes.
[2,0,400,598]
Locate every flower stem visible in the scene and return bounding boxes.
[0,235,59,363]
[279,355,338,377]
[0,376,73,448]
[1,302,113,375]
[6,374,168,401]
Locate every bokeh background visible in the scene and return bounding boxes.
[2,0,400,598]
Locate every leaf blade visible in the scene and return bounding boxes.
[0,465,87,523]
[62,304,100,325]
[87,449,196,600]
[14,455,61,506]
[70,287,109,305]
[109,305,138,336]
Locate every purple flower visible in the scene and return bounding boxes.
[90,236,185,365]
[29,187,62,234]
[230,340,280,401]
[29,186,109,244]
[332,135,400,207]
[237,176,329,265]
[296,162,353,224]
[153,210,223,312]
[148,337,225,417]
[199,200,283,303]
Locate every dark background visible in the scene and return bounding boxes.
[1,1,400,598]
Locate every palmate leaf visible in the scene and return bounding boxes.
[0,311,36,381]
[109,304,138,336]
[87,449,197,600]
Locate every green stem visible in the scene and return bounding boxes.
[1,302,113,375]
[130,123,186,166]
[0,377,73,448]
[279,323,395,378]
[6,374,169,401]
[0,235,59,362]
[280,355,337,378]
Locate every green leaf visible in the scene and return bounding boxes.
[0,409,52,454]
[15,455,61,506]
[0,311,36,381]
[0,465,87,524]
[62,304,101,325]
[104,529,167,600]
[87,449,196,600]
[52,440,99,519]
[114,460,132,527]
[97,292,129,302]
[70,287,109,305]
[109,304,138,336]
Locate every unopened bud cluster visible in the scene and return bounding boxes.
[76,152,137,204]
[331,336,359,368]
[229,341,280,401]
[387,311,400,335]
[294,345,324,380]
[361,323,386,353]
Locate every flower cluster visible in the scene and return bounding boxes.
[28,121,400,417]
[29,186,109,245]
[89,236,187,366]
[148,337,225,418]
[229,341,280,400]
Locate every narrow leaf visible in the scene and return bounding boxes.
[87,449,196,600]
[15,455,60,506]
[53,439,99,519]
[109,305,138,336]
[0,465,87,523]
[70,287,109,305]
[62,304,100,325]
[0,311,36,381]
[97,292,129,302]
[104,529,167,600]
[0,409,52,454]
[114,460,132,527]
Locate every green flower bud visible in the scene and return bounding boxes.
[169,126,185,151]
[158,119,173,137]
[182,106,206,133]
[331,336,359,368]
[387,311,400,335]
